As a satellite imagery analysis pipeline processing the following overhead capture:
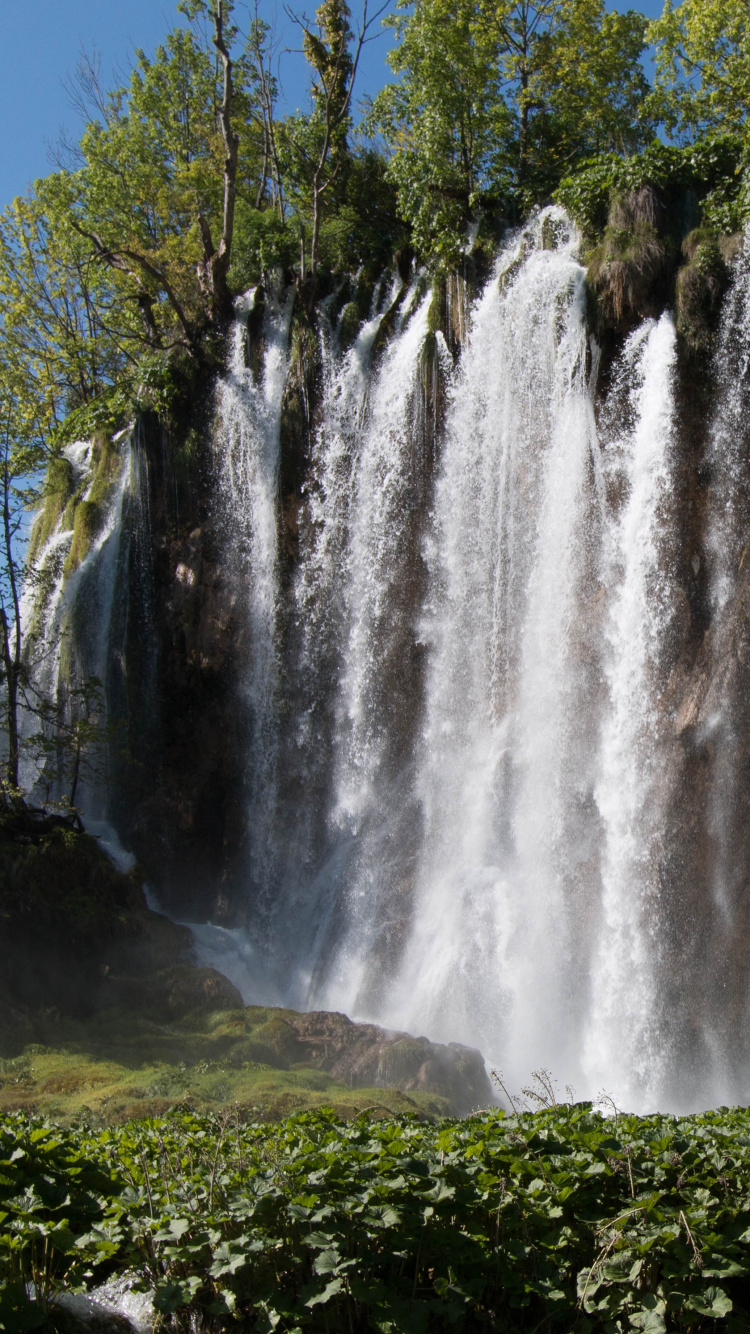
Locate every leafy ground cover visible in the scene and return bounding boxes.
[2,1102,750,1332]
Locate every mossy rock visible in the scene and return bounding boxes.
[587,224,668,327]
[585,186,686,330]
[0,1015,454,1124]
[63,501,103,577]
[27,456,76,565]
[23,540,69,653]
[497,236,534,296]
[427,279,446,336]
[675,228,731,352]
[540,213,567,251]
[371,283,408,360]
[0,820,172,1017]
[88,433,123,507]
[338,301,362,353]
[279,315,321,495]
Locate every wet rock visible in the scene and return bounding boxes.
[260,1008,495,1116]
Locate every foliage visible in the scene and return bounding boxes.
[4,1103,750,1330]
[555,135,748,238]
[647,0,750,146]
[371,0,510,267]
[371,0,651,262]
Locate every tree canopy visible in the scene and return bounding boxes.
[0,0,747,449]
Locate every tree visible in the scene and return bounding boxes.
[245,2,286,217]
[372,0,509,264]
[58,2,249,355]
[373,0,650,256]
[285,0,388,279]
[495,0,651,198]
[0,360,50,801]
[0,197,125,810]
[647,0,750,144]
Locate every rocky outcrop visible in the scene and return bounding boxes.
[0,815,238,1028]
[240,1008,494,1116]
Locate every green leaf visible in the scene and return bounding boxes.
[687,1285,733,1318]
[305,1278,344,1307]
[629,1308,666,1332]
[314,1248,342,1275]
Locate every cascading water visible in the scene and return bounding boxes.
[36,207,747,1112]
[214,287,293,911]
[381,215,602,1084]
[202,214,750,1111]
[19,437,132,810]
[689,231,750,1105]
[583,315,680,1108]
[703,239,750,920]
[265,281,436,1006]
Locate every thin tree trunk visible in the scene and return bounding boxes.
[519,69,529,185]
[1,445,21,794]
[211,0,240,321]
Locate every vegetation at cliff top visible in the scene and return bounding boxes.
[4,1101,750,1332]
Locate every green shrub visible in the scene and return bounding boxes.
[4,1102,750,1331]
[556,134,748,241]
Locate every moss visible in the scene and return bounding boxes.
[371,283,409,361]
[23,541,68,656]
[63,500,103,577]
[587,188,672,329]
[719,232,744,265]
[540,213,566,251]
[28,434,124,580]
[354,277,374,319]
[278,312,322,509]
[337,301,362,353]
[27,456,76,565]
[675,228,730,353]
[426,279,446,336]
[87,433,123,508]
[0,1016,451,1125]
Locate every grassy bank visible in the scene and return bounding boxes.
[0,1007,454,1127]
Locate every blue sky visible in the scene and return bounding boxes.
[1,0,665,214]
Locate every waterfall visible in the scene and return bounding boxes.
[379,212,603,1086]
[198,213,729,1110]
[695,232,750,1102]
[214,287,293,912]
[47,211,748,1113]
[19,437,131,809]
[272,282,435,1006]
[583,315,679,1108]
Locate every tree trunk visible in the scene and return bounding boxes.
[1,447,22,794]
[519,69,529,186]
[210,0,240,323]
[310,179,322,279]
[1,612,19,793]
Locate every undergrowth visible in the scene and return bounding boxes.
[2,1102,750,1332]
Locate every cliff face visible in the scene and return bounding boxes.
[70,209,750,1109]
